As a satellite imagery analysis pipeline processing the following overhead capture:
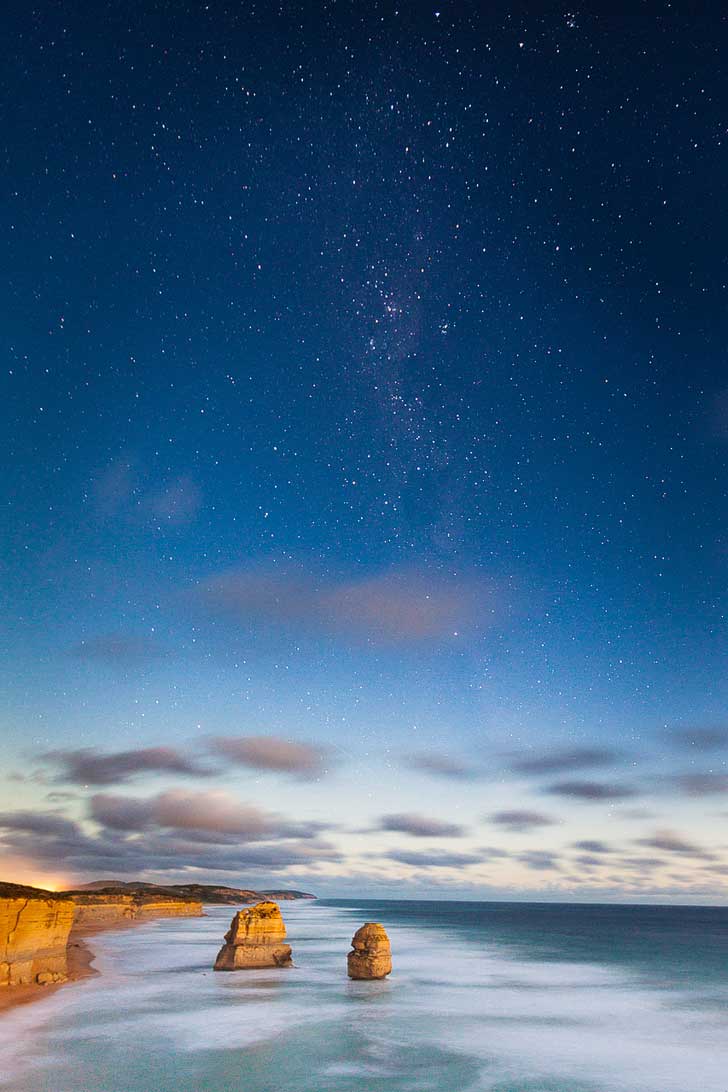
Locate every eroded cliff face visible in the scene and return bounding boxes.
[347,922,392,980]
[0,888,75,987]
[0,882,203,994]
[214,900,292,970]
[70,893,203,929]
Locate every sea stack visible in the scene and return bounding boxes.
[347,922,392,979]
[213,901,292,970]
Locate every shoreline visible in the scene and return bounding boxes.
[0,932,98,1016]
[0,914,188,1017]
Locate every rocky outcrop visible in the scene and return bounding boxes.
[69,893,202,929]
[0,884,75,987]
[214,901,292,970]
[347,923,392,979]
[0,880,203,1000]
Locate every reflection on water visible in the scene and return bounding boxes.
[1,899,727,1091]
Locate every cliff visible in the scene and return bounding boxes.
[68,892,203,929]
[0,883,75,987]
[0,881,202,1002]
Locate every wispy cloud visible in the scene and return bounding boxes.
[518,850,560,871]
[194,564,497,644]
[674,772,728,796]
[544,780,637,801]
[206,736,328,778]
[90,789,324,840]
[384,849,481,867]
[43,746,209,786]
[0,803,339,879]
[509,747,619,776]
[489,809,557,832]
[403,751,479,780]
[635,830,714,858]
[667,726,728,752]
[143,477,201,526]
[93,459,201,527]
[378,813,465,838]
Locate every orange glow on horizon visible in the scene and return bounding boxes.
[0,856,73,892]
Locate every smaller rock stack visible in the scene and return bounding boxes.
[213,901,292,970]
[347,922,392,979]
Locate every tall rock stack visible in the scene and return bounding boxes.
[213,901,292,970]
[347,922,392,979]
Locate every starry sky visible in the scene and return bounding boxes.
[2,0,728,901]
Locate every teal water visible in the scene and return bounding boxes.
[2,898,727,1091]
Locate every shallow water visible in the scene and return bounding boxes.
[2,899,728,1091]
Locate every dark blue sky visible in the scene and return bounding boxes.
[2,1,728,899]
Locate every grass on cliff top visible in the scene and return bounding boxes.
[0,881,72,900]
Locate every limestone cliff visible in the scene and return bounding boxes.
[214,900,292,970]
[347,922,392,979]
[69,892,203,929]
[0,883,75,987]
[0,881,203,996]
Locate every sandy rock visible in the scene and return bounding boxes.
[347,922,392,979]
[214,901,292,970]
[70,894,202,928]
[0,892,75,987]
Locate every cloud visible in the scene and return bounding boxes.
[43,746,209,785]
[0,796,339,881]
[378,813,465,838]
[509,747,619,775]
[93,458,136,517]
[384,849,481,868]
[635,830,713,858]
[518,850,560,871]
[90,789,321,840]
[544,780,637,801]
[207,736,327,778]
[69,634,167,664]
[93,459,201,527]
[0,811,81,837]
[143,476,201,526]
[403,752,478,780]
[194,564,496,644]
[674,772,728,796]
[572,839,612,854]
[489,809,557,832]
[668,727,728,752]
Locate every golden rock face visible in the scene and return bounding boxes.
[214,901,293,970]
[0,896,75,987]
[347,922,392,979]
[70,895,203,928]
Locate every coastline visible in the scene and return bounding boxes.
[0,932,97,1015]
[0,885,314,1018]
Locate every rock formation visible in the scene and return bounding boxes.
[0,884,75,987]
[70,892,203,929]
[0,880,203,1000]
[347,922,392,979]
[214,900,292,970]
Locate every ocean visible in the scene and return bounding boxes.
[2,898,727,1091]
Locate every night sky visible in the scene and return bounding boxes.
[3,1,728,900]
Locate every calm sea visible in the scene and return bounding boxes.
[2,898,727,1091]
